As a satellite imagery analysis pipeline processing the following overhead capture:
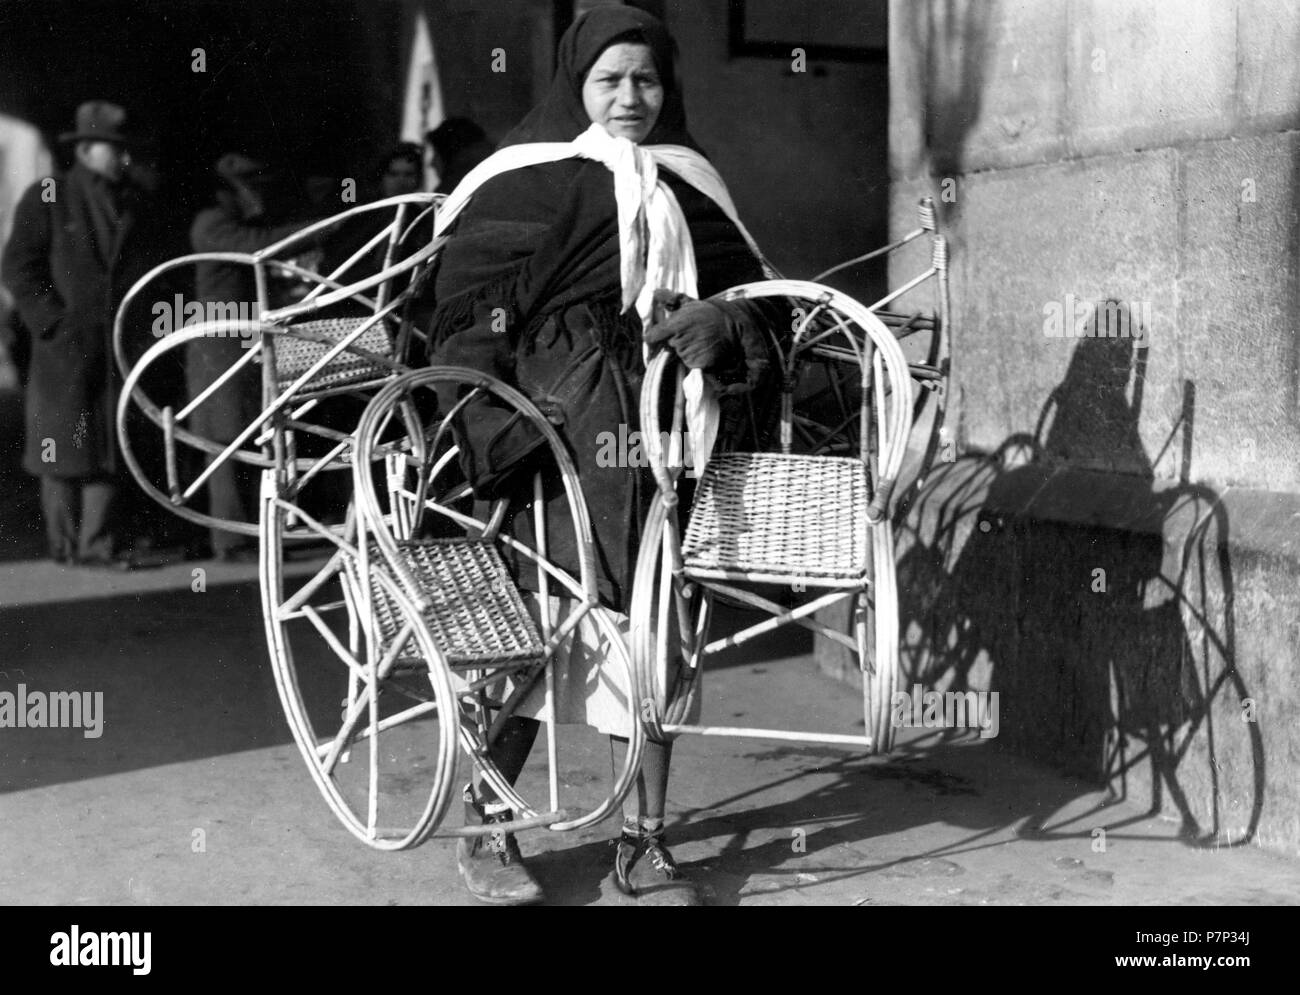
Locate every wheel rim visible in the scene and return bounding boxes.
[260,480,460,850]
[629,492,712,741]
[352,369,646,833]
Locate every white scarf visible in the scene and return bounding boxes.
[434,123,775,475]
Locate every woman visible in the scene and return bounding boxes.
[426,6,780,906]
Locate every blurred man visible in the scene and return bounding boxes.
[1,101,160,567]
[186,154,310,561]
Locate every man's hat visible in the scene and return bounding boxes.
[59,101,132,146]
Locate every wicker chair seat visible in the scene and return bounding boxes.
[275,317,394,393]
[681,452,869,580]
[368,539,544,668]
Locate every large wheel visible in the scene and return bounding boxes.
[351,368,646,833]
[628,490,710,743]
[260,478,461,850]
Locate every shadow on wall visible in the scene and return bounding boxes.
[893,0,990,202]
[919,0,991,179]
[895,305,1265,848]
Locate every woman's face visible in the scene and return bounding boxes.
[581,42,664,144]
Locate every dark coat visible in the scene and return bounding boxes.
[429,160,775,611]
[185,195,307,442]
[2,165,159,477]
[190,191,307,306]
[424,6,781,612]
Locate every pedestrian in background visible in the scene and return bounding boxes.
[1,101,161,568]
[379,142,424,198]
[186,153,311,561]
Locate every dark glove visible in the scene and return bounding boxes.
[644,290,739,370]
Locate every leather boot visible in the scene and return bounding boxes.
[456,791,544,906]
[612,825,700,906]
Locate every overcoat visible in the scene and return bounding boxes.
[2,164,158,477]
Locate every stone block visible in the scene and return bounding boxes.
[950,152,1181,473]
[1177,131,1300,492]
[888,0,929,181]
[943,0,1069,174]
[1065,0,1237,157]
[1237,0,1300,129]
[819,456,1300,854]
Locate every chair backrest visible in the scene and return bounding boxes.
[254,194,444,322]
[113,193,444,385]
[812,197,953,508]
[641,282,914,522]
[815,196,949,362]
[253,193,445,386]
[110,194,448,538]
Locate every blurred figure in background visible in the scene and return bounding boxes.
[186,153,313,561]
[322,142,431,286]
[426,117,493,195]
[1,101,162,568]
[380,142,423,198]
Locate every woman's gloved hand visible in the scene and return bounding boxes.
[644,290,739,370]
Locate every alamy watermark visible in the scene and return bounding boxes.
[595,423,698,477]
[151,294,263,348]
[891,684,999,739]
[0,684,104,738]
[50,926,150,975]
[1042,295,1151,341]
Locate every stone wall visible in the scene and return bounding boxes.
[817,0,1300,855]
[890,0,1300,491]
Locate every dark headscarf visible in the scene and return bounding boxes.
[500,5,699,151]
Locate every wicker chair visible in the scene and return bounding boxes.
[113,195,476,849]
[631,279,918,755]
[114,193,442,540]
[262,365,644,848]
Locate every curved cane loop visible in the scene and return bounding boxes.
[114,193,443,535]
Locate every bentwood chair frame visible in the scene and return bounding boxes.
[117,191,645,850]
[113,192,445,540]
[632,279,914,755]
[112,193,480,849]
[289,365,644,844]
[803,197,953,485]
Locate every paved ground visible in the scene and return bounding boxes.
[2,559,1299,907]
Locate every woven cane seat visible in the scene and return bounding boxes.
[275,317,394,393]
[681,452,870,580]
[368,539,544,668]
